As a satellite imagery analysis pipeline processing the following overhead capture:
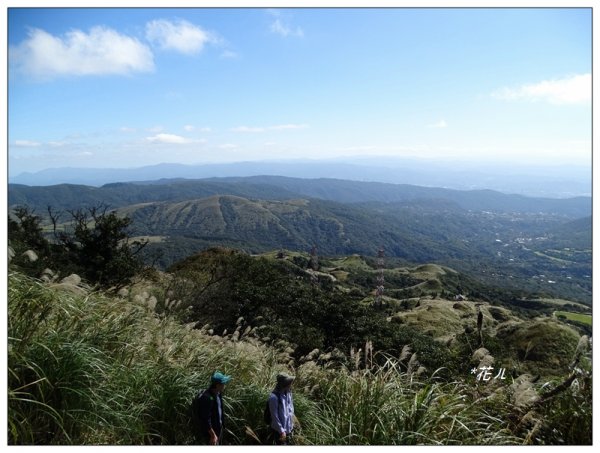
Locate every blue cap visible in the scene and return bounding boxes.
[211,371,232,385]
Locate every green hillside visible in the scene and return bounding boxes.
[9,175,591,217]
[8,177,591,304]
[8,251,592,445]
[113,194,591,304]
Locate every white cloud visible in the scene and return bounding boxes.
[146,133,195,144]
[14,140,41,147]
[492,73,591,105]
[183,125,195,132]
[267,10,304,38]
[218,143,238,149]
[270,18,304,38]
[10,26,154,79]
[120,127,137,133]
[146,19,214,55]
[232,124,308,133]
[428,120,448,128]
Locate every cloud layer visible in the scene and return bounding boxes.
[10,26,154,78]
[493,74,591,105]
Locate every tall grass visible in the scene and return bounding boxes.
[295,357,520,445]
[8,271,289,444]
[7,271,587,445]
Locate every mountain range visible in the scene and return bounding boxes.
[8,175,591,218]
[8,175,591,304]
[9,158,591,198]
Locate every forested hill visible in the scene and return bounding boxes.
[9,175,591,218]
[205,176,591,217]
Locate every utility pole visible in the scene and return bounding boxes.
[310,244,319,271]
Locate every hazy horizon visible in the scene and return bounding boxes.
[8,155,591,199]
[9,154,592,177]
[8,7,592,177]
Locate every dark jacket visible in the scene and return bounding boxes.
[192,388,224,442]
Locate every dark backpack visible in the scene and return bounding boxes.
[191,389,204,424]
[263,392,283,425]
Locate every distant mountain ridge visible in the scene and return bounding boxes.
[8,175,591,218]
[10,159,591,198]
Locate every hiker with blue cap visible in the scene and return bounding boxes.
[191,371,232,445]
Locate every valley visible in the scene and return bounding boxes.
[9,176,592,304]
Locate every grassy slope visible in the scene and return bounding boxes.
[554,311,592,326]
[8,269,592,445]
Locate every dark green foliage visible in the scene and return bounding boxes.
[9,204,147,289]
[8,206,50,253]
[534,373,593,445]
[167,248,455,372]
[50,205,147,288]
[8,206,52,277]
[168,248,331,354]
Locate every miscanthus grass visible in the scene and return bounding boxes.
[7,271,558,445]
[8,271,291,445]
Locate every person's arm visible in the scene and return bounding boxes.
[208,428,218,446]
[269,393,285,437]
[289,393,295,431]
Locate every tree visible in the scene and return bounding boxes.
[49,204,148,288]
[8,206,50,254]
[8,206,51,275]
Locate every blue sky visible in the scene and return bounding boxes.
[7,7,592,176]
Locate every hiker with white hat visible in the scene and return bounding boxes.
[267,373,296,445]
